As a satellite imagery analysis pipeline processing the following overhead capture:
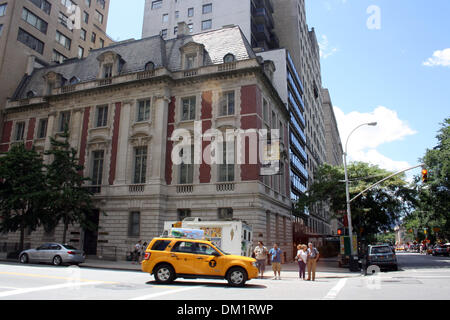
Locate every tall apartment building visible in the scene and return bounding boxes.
[0,0,113,123]
[142,0,279,51]
[321,87,344,236]
[322,88,343,167]
[272,0,334,240]
[256,49,308,202]
[1,25,293,261]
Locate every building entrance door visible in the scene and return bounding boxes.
[83,209,100,256]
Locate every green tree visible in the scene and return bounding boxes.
[0,144,48,251]
[376,231,396,244]
[413,118,450,241]
[297,162,416,242]
[44,129,95,244]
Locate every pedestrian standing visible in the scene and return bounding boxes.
[306,242,320,281]
[254,241,268,279]
[132,240,142,264]
[296,244,307,280]
[269,243,282,280]
[140,241,148,262]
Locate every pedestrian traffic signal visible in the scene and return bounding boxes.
[337,228,342,236]
[422,169,428,183]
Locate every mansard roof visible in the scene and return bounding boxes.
[13,26,256,100]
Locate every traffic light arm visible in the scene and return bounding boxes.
[349,163,425,204]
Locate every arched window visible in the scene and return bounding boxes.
[145,61,155,71]
[223,53,236,63]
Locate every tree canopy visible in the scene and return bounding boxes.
[403,118,450,242]
[44,129,96,244]
[295,161,416,241]
[0,144,48,251]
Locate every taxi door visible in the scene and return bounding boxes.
[169,241,199,275]
[194,243,226,277]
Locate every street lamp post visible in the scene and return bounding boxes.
[343,122,377,271]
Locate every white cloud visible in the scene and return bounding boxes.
[334,106,417,173]
[318,35,338,59]
[423,48,450,67]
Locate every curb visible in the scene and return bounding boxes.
[1,259,360,278]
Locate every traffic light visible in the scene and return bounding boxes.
[422,168,428,183]
[337,227,348,236]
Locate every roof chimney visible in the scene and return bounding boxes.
[26,55,36,76]
[177,22,190,38]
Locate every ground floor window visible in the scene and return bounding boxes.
[128,211,140,237]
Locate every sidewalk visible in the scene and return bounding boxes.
[80,256,360,279]
[0,256,361,279]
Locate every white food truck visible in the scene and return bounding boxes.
[163,218,253,257]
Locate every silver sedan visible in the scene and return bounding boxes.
[19,243,85,266]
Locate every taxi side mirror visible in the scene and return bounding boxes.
[211,252,221,257]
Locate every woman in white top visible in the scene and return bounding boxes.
[297,244,308,280]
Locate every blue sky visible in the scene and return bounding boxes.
[305,0,450,178]
[106,0,449,178]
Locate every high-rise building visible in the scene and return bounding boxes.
[142,0,279,51]
[272,0,333,240]
[256,48,308,202]
[0,0,113,122]
[322,88,343,167]
[321,87,344,236]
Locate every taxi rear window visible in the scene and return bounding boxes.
[151,240,171,251]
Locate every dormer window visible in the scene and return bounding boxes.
[97,51,125,79]
[103,64,113,78]
[47,81,55,95]
[145,61,155,71]
[223,53,236,63]
[180,41,205,70]
[26,91,36,99]
[185,54,197,69]
[44,71,65,95]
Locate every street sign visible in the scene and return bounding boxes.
[433,227,440,232]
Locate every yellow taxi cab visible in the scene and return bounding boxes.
[141,237,258,287]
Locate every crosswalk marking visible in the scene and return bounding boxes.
[323,278,348,300]
[0,281,104,298]
[129,285,205,300]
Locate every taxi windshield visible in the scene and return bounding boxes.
[212,243,229,255]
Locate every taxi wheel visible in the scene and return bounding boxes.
[227,267,247,287]
[154,264,175,284]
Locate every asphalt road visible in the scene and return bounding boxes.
[0,252,448,301]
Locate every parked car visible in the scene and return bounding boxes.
[367,244,398,271]
[19,243,85,266]
[432,244,449,257]
[141,237,258,287]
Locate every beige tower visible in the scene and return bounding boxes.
[0,0,113,138]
